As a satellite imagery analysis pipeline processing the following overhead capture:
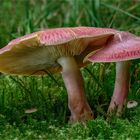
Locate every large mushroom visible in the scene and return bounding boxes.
[85,31,140,115]
[0,27,116,122]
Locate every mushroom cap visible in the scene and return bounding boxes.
[25,108,38,114]
[127,100,138,109]
[86,31,140,63]
[0,27,116,75]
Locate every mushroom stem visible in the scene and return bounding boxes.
[57,56,93,122]
[108,61,130,116]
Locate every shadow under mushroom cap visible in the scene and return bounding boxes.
[0,27,116,75]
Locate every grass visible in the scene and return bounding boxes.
[0,0,140,139]
[0,113,140,140]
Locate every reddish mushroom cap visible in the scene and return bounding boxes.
[86,31,140,63]
[0,27,116,75]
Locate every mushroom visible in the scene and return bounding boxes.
[25,108,38,114]
[85,31,140,116]
[127,100,138,109]
[0,27,115,122]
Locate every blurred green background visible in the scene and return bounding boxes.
[0,0,140,139]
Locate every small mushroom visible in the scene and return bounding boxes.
[127,100,138,109]
[25,108,38,114]
[85,31,140,115]
[0,27,115,122]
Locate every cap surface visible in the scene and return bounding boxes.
[127,100,138,109]
[0,27,115,75]
[87,31,140,63]
[25,108,38,114]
